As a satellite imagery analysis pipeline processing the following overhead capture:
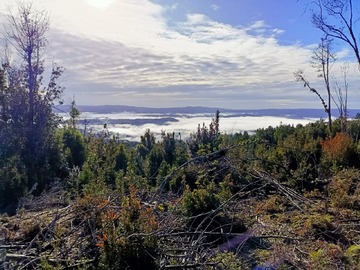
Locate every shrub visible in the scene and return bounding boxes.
[343,245,360,268]
[321,133,356,169]
[182,183,220,219]
[328,169,360,209]
[208,251,247,270]
[309,243,343,269]
[0,156,27,211]
[56,128,86,169]
[98,185,159,270]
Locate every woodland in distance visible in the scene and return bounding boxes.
[1,1,360,269]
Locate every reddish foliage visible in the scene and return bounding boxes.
[321,133,354,165]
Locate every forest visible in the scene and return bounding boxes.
[1,1,360,269]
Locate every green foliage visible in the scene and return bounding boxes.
[68,99,80,129]
[2,111,360,270]
[347,118,360,142]
[115,143,127,174]
[0,156,27,209]
[174,139,189,166]
[209,252,247,270]
[4,54,360,269]
[254,125,276,144]
[161,131,176,165]
[255,195,285,214]
[344,245,360,267]
[187,110,221,157]
[309,244,343,269]
[139,129,155,158]
[146,144,164,186]
[0,5,65,209]
[128,147,145,177]
[156,160,171,188]
[169,171,186,194]
[75,136,130,196]
[328,169,360,209]
[98,186,159,270]
[56,128,86,169]
[182,183,220,221]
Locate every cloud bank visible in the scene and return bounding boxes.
[0,0,359,109]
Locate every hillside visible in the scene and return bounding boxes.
[1,114,360,269]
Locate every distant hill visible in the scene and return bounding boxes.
[55,105,360,119]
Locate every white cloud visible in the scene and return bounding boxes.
[210,4,219,11]
[72,112,317,141]
[85,0,115,9]
[247,20,267,30]
[168,3,178,11]
[1,0,358,109]
[336,48,351,59]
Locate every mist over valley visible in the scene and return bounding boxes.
[56,105,353,141]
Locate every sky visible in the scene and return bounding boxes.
[0,0,359,109]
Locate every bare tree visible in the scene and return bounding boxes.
[310,0,360,70]
[294,38,336,135]
[0,64,8,123]
[0,43,11,123]
[332,63,349,131]
[2,1,64,141]
[4,2,50,124]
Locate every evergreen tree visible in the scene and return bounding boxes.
[0,3,65,208]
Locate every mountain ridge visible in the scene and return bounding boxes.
[55,105,360,119]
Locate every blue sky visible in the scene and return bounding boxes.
[0,0,359,109]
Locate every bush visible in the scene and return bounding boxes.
[0,156,27,212]
[56,128,86,169]
[321,133,357,169]
[98,185,159,270]
[208,251,247,270]
[182,183,220,219]
[328,169,360,209]
[343,245,360,268]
